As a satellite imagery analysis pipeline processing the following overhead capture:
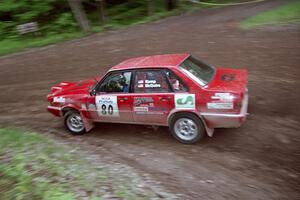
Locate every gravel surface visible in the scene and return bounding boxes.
[0,0,299,199]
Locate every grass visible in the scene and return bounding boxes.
[0,128,149,200]
[0,128,77,200]
[241,0,300,29]
[0,32,85,55]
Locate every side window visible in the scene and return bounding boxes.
[98,71,132,93]
[165,70,188,92]
[133,70,170,93]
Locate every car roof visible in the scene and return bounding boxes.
[110,53,190,71]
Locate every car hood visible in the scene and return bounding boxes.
[50,78,97,96]
[206,68,248,93]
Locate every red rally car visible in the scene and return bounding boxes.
[47,54,248,144]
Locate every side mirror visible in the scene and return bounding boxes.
[90,89,96,96]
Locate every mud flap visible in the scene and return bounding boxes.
[206,127,214,137]
[199,116,214,137]
[80,113,95,132]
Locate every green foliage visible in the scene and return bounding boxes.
[106,0,181,27]
[241,1,300,28]
[0,128,88,199]
[45,12,78,34]
[0,0,207,55]
[0,128,75,199]
[0,0,74,39]
[0,127,149,199]
[0,32,84,55]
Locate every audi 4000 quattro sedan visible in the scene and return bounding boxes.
[47,54,248,144]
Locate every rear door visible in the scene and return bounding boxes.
[132,69,174,125]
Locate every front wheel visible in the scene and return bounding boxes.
[64,110,85,135]
[170,113,205,144]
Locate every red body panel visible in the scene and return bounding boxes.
[111,53,189,70]
[47,54,249,135]
[207,68,248,93]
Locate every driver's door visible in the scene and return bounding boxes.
[87,70,133,123]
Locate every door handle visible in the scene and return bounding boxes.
[119,97,128,101]
[159,96,171,101]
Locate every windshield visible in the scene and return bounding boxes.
[179,56,215,85]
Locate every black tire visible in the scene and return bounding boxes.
[169,113,205,144]
[64,110,85,135]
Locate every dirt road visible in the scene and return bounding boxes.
[1,0,299,199]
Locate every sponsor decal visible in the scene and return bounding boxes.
[175,94,195,109]
[207,102,233,109]
[137,80,161,88]
[208,93,234,109]
[221,73,235,81]
[96,95,119,117]
[134,107,149,112]
[134,106,167,114]
[211,93,234,102]
[145,80,161,88]
[53,96,65,103]
[133,97,167,114]
[134,97,154,106]
[88,103,96,111]
[137,80,144,88]
[148,107,167,112]
[81,104,87,110]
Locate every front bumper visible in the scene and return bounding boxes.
[47,106,62,117]
[201,91,249,128]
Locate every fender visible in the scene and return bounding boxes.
[61,103,81,115]
[62,103,95,132]
[167,109,214,137]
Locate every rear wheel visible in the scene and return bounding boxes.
[170,113,205,144]
[64,110,85,135]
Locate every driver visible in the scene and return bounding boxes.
[119,74,129,92]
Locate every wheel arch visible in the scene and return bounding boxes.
[167,110,214,137]
[62,104,95,132]
[62,105,79,116]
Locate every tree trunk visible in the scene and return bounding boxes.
[147,0,155,16]
[68,0,90,33]
[96,0,106,25]
[165,0,177,11]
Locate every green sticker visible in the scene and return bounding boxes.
[176,95,194,105]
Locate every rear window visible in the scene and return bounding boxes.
[179,56,215,85]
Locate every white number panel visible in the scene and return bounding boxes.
[96,95,119,117]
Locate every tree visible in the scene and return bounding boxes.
[165,0,177,11]
[96,0,106,25]
[147,0,155,16]
[68,0,90,33]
